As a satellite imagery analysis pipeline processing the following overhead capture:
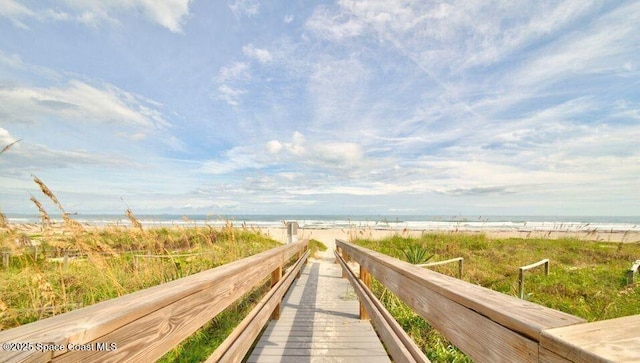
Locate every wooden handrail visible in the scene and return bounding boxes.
[335,249,429,363]
[0,240,308,362]
[336,239,585,362]
[518,259,550,299]
[207,247,309,362]
[417,257,463,279]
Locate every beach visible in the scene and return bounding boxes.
[263,226,640,250]
[4,215,639,252]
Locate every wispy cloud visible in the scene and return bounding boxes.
[0,80,170,130]
[228,0,260,18]
[243,44,273,64]
[0,0,193,32]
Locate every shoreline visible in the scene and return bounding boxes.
[3,223,639,247]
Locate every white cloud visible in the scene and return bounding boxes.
[218,62,250,82]
[216,62,251,106]
[229,0,260,18]
[305,6,363,40]
[0,127,17,145]
[0,0,192,32]
[497,2,639,90]
[266,140,282,154]
[243,44,273,63]
[0,0,35,28]
[216,84,245,106]
[0,80,169,129]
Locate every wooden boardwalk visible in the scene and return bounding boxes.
[247,260,391,363]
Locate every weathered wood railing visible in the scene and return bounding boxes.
[335,249,430,363]
[336,239,640,362]
[519,258,550,299]
[0,240,308,362]
[417,257,463,279]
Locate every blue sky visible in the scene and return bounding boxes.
[0,0,639,216]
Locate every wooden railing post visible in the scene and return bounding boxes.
[341,249,349,278]
[271,265,283,320]
[359,266,371,320]
[627,260,640,285]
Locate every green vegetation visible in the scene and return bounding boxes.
[354,233,640,362]
[308,238,327,258]
[0,224,285,363]
[402,244,434,264]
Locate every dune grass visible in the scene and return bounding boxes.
[0,226,281,331]
[354,233,640,362]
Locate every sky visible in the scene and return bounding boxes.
[0,0,639,217]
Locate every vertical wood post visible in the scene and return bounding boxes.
[544,260,550,275]
[359,266,371,320]
[628,260,640,285]
[518,268,525,299]
[458,258,464,279]
[296,248,303,278]
[2,252,8,268]
[341,249,349,279]
[270,265,283,320]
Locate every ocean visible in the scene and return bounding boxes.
[6,214,639,232]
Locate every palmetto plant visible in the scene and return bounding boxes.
[402,245,434,264]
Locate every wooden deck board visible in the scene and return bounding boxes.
[540,315,640,362]
[247,261,391,362]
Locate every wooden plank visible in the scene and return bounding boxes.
[539,348,573,363]
[249,347,389,356]
[540,315,640,363]
[0,241,307,363]
[246,356,393,363]
[337,240,584,340]
[255,335,382,343]
[253,341,387,349]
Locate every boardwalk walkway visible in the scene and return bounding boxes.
[246,257,391,363]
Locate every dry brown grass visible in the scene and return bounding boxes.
[1,139,21,155]
[29,194,52,228]
[0,208,8,230]
[32,175,65,214]
[125,208,143,230]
